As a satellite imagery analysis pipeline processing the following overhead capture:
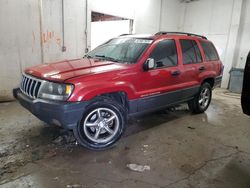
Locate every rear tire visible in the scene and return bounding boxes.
[73,97,126,150]
[188,83,212,114]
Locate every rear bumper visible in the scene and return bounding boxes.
[214,75,222,88]
[13,88,88,129]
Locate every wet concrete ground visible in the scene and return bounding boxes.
[0,88,250,188]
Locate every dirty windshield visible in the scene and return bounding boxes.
[87,38,153,63]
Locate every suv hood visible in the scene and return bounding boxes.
[25,58,127,82]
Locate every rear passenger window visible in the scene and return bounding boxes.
[200,41,219,61]
[149,40,178,68]
[180,39,202,64]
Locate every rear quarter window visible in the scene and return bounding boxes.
[200,41,219,61]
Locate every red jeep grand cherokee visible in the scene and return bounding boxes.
[13,32,223,150]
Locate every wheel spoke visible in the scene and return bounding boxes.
[97,109,102,118]
[202,100,206,107]
[199,98,203,104]
[104,126,114,134]
[205,89,209,96]
[94,128,101,139]
[106,115,115,123]
[85,122,98,127]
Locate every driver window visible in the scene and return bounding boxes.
[149,40,178,68]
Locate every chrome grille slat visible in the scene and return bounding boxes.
[20,74,42,99]
[22,76,26,91]
[33,81,38,96]
[23,77,27,91]
[26,79,31,95]
[28,80,33,96]
[24,77,29,92]
[27,79,31,95]
[22,76,25,90]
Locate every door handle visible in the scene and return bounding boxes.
[199,66,206,71]
[171,70,181,76]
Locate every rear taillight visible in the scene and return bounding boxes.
[220,63,224,75]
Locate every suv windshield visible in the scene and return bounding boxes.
[87,37,153,63]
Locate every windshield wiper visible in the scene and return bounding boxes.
[84,54,92,59]
[94,55,121,62]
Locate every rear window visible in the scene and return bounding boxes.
[200,41,219,61]
[180,39,202,64]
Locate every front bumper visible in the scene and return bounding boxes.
[13,88,88,129]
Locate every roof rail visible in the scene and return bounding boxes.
[119,34,130,37]
[155,31,207,39]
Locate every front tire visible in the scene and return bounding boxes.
[188,83,212,114]
[73,97,126,150]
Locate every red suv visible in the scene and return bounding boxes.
[13,32,223,150]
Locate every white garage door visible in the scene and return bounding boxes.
[91,20,131,50]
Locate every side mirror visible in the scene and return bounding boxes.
[143,58,155,71]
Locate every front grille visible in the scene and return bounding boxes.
[20,74,42,98]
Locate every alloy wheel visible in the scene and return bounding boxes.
[83,108,119,143]
[199,87,210,109]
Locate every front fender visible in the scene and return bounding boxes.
[68,81,137,102]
